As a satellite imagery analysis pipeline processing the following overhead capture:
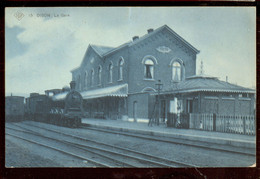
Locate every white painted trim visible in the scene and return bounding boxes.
[239,98,251,101]
[169,58,184,66]
[162,89,255,94]
[118,56,125,65]
[98,65,102,71]
[128,118,149,123]
[128,91,152,95]
[143,78,155,81]
[109,61,113,69]
[170,58,185,81]
[222,97,235,100]
[141,55,158,64]
[141,87,157,93]
[204,96,219,100]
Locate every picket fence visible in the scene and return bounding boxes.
[189,113,255,135]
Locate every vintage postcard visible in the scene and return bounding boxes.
[5,7,256,168]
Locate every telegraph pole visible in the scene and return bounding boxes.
[155,80,163,125]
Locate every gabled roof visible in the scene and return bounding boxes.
[101,42,131,57]
[162,75,255,94]
[90,25,200,58]
[129,25,200,54]
[71,44,115,72]
[73,25,200,72]
[70,66,80,72]
[90,44,115,57]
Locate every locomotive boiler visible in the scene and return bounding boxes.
[25,81,83,128]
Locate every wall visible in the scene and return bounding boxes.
[200,92,254,115]
[102,47,129,88]
[128,93,149,120]
[128,28,197,94]
[72,47,103,91]
[72,45,130,92]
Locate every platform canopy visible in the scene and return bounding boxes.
[52,84,128,101]
[81,84,128,100]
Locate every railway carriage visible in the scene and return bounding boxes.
[25,93,50,122]
[5,96,25,122]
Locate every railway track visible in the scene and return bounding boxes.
[7,123,196,167]
[81,124,255,157]
[6,131,110,167]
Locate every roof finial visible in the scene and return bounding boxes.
[199,60,204,75]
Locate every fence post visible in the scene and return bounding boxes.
[243,116,245,134]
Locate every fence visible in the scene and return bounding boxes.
[189,113,255,135]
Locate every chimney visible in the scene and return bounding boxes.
[147,28,154,34]
[132,36,139,41]
[226,76,228,82]
[70,81,76,90]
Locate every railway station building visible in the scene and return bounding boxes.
[67,25,255,123]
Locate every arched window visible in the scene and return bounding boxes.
[98,66,102,85]
[108,63,113,83]
[90,69,94,87]
[142,87,156,93]
[77,75,81,91]
[144,59,154,79]
[84,71,88,89]
[172,61,181,81]
[118,58,124,80]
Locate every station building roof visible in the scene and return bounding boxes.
[71,24,200,72]
[90,44,115,57]
[161,74,255,95]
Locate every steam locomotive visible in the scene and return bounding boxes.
[25,81,83,128]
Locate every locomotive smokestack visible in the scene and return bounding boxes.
[70,81,76,90]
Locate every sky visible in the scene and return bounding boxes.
[5,7,256,96]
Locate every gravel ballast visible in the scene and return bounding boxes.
[5,139,63,167]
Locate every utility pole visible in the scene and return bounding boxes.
[155,80,163,125]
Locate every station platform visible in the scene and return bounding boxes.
[82,118,256,149]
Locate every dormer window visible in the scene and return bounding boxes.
[144,59,154,79]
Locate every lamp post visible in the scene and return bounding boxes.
[155,80,163,125]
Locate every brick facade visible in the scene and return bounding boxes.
[71,25,255,121]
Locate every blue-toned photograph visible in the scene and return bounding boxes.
[5,7,256,167]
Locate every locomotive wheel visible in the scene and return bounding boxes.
[61,118,65,126]
[58,117,61,126]
[76,118,81,127]
[61,117,64,126]
[71,119,76,128]
[64,118,68,127]
[72,118,76,128]
[55,118,58,125]
[56,116,60,126]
